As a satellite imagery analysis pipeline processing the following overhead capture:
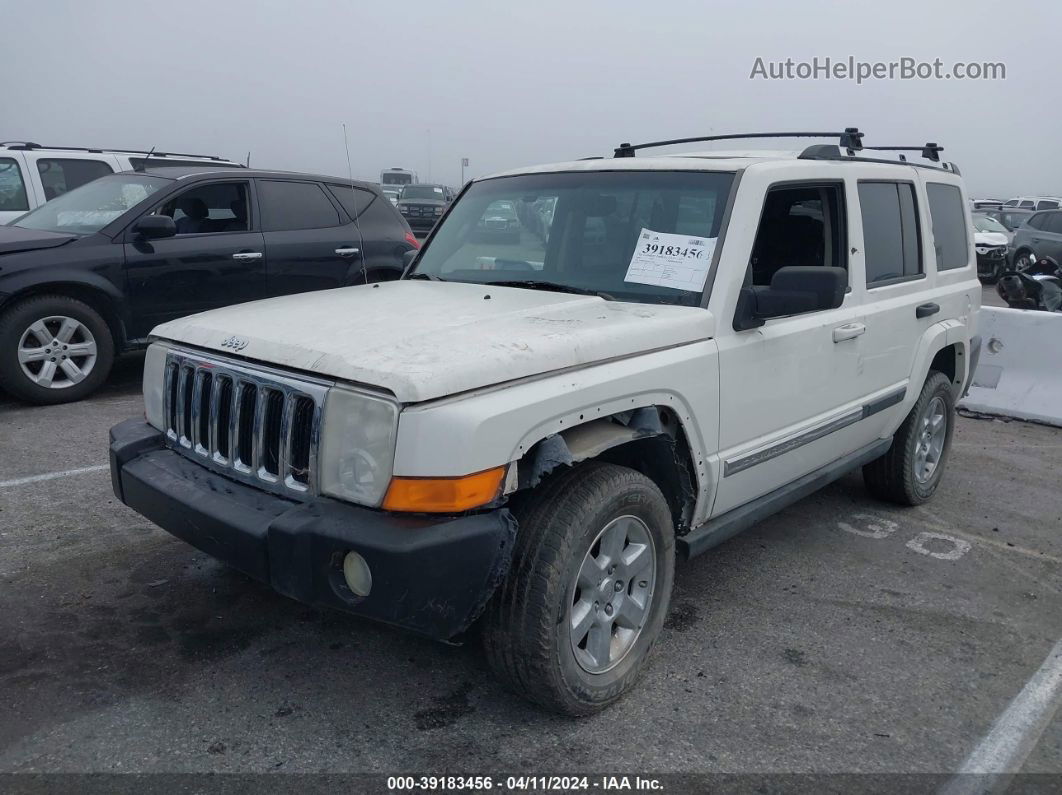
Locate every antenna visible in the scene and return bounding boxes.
[341,123,368,284]
[245,151,251,168]
[134,145,156,172]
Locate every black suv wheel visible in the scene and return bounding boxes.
[0,295,115,405]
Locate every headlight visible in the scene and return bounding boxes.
[318,386,399,507]
[433,206,443,215]
[143,342,170,430]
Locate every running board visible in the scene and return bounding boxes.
[678,438,892,560]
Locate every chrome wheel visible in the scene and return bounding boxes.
[914,396,947,483]
[17,316,98,389]
[569,515,656,674]
[1015,252,1033,271]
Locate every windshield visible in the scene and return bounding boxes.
[973,215,1008,234]
[409,170,735,306]
[402,185,446,201]
[13,174,169,235]
[382,172,413,186]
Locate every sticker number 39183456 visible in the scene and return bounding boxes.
[624,228,717,292]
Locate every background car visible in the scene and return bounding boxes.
[971,213,1010,282]
[1002,195,1062,210]
[0,142,243,224]
[396,183,454,232]
[1009,208,1062,270]
[0,167,418,404]
[980,206,1035,232]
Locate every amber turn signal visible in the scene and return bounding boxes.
[382,466,507,513]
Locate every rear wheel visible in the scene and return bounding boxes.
[0,295,115,404]
[483,462,675,715]
[863,371,955,505]
[1013,249,1034,271]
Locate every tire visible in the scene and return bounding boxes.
[1013,249,1034,272]
[483,461,675,716]
[863,371,955,505]
[0,294,115,405]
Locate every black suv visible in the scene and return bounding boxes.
[0,167,418,404]
[396,183,454,232]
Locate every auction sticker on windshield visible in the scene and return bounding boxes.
[624,228,716,291]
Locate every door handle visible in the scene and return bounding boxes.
[916,302,940,319]
[335,247,360,257]
[832,322,866,343]
[232,251,263,262]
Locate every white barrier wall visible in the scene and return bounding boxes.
[959,306,1062,427]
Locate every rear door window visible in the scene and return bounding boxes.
[257,180,341,231]
[858,181,922,284]
[1044,214,1062,234]
[0,157,29,212]
[925,183,969,271]
[36,158,114,200]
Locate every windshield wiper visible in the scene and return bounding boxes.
[484,280,611,300]
[407,272,441,281]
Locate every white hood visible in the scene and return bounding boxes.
[974,230,1008,247]
[152,281,715,403]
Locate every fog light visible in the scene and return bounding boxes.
[342,551,372,597]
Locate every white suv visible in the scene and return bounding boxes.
[110,130,981,715]
[0,142,243,224]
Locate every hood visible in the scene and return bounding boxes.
[974,231,1008,247]
[0,225,77,255]
[152,281,715,403]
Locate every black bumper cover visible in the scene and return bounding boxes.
[109,419,517,640]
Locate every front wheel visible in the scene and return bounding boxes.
[0,295,115,405]
[1013,249,1034,272]
[483,461,675,715]
[863,371,955,505]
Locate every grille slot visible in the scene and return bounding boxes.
[161,350,327,499]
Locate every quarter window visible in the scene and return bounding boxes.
[926,183,969,271]
[36,158,114,200]
[1035,200,1060,210]
[0,158,28,212]
[258,180,341,231]
[858,182,922,285]
[326,184,377,219]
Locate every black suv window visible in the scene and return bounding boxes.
[0,158,28,212]
[156,182,250,235]
[859,182,922,284]
[925,183,969,271]
[258,180,340,231]
[36,158,114,200]
[326,184,377,219]
[749,184,845,286]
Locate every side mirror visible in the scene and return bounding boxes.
[133,215,176,240]
[733,266,846,331]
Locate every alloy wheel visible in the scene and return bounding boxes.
[914,395,947,483]
[17,315,98,389]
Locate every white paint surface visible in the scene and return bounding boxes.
[943,637,1062,794]
[0,465,108,489]
[152,280,715,403]
[905,531,971,561]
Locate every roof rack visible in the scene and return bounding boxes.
[0,142,233,162]
[613,128,864,158]
[798,141,958,174]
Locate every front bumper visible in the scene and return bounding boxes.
[109,419,517,640]
[976,249,1007,278]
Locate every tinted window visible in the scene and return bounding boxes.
[859,182,922,284]
[155,181,250,234]
[749,184,845,286]
[1019,200,1035,208]
[0,158,28,212]
[1036,200,1060,210]
[926,183,969,272]
[258,180,340,231]
[128,157,242,170]
[1027,213,1047,230]
[1045,213,1062,234]
[36,158,114,200]
[326,184,376,219]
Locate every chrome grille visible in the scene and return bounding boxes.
[162,349,330,499]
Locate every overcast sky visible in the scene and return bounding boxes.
[4,0,1057,197]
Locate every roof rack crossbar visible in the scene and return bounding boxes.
[0,142,228,161]
[862,143,943,162]
[613,128,863,158]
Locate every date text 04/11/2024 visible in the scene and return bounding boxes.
[386,775,664,791]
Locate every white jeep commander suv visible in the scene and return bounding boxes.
[110,129,981,715]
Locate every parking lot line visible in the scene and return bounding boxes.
[943,637,1062,794]
[0,464,108,489]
